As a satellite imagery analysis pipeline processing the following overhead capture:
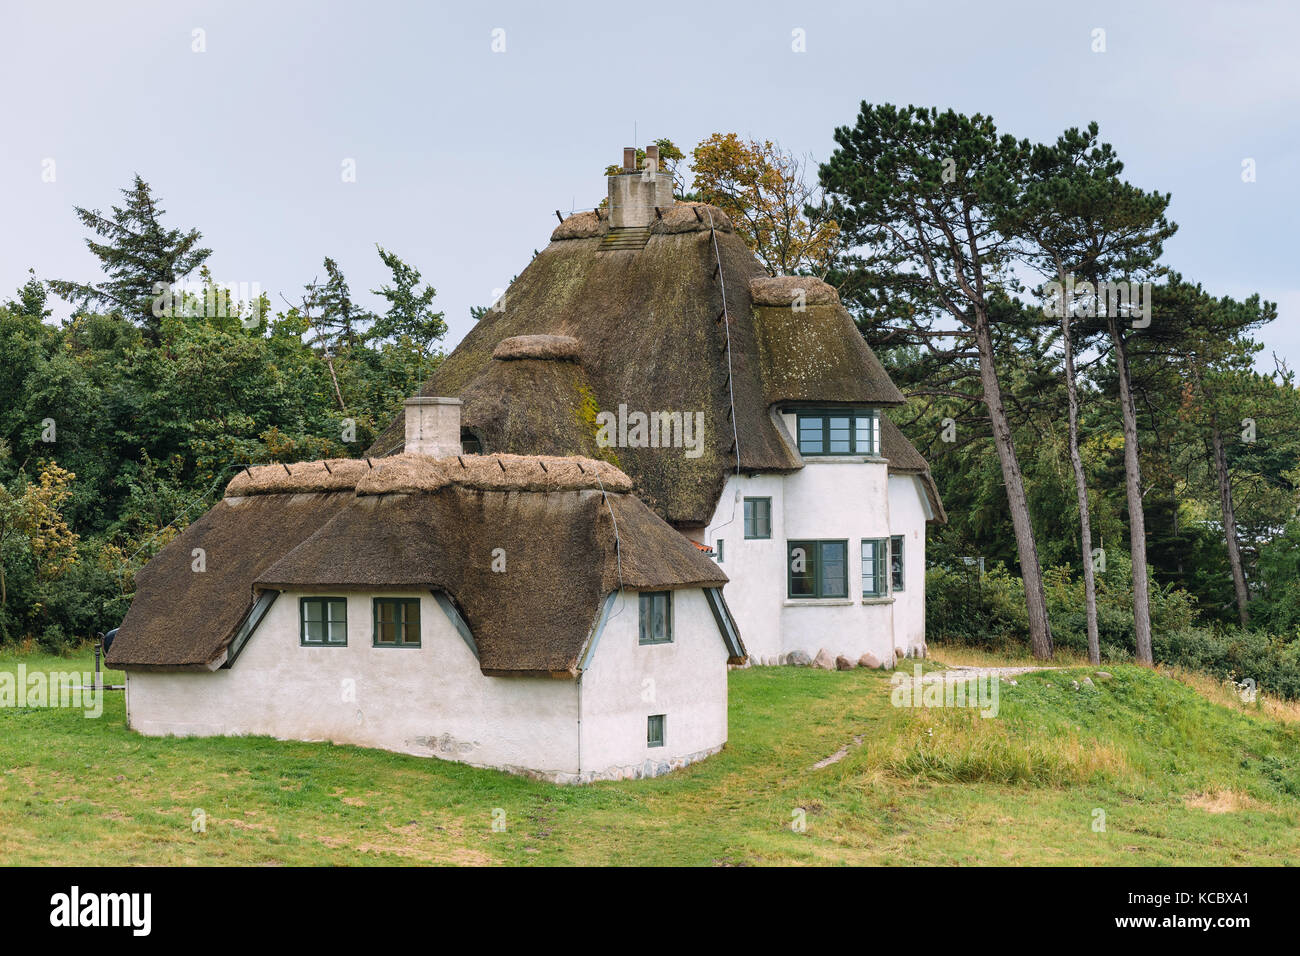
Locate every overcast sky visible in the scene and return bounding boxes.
[2,0,1296,365]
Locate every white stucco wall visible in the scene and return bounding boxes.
[124,587,733,783]
[702,412,931,666]
[578,589,729,781]
[888,474,930,655]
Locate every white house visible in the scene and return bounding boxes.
[107,450,746,783]
[365,148,946,669]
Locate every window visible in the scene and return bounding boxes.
[373,598,421,647]
[862,539,887,598]
[795,408,879,457]
[647,714,665,748]
[714,539,724,563]
[638,591,673,645]
[890,535,905,591]
[744,497,772,539]
[788,540,848,599]
[301,597,347,646]
[460,428,482,454]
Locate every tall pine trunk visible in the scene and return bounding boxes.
[1106,315,1153,664]
[973,309,1053,659]
[1060,304,1100,664]
[1210,425,1250,626]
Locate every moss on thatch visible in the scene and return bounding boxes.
[367,201,918,526]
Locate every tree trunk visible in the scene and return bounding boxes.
[1106,316,1153,664]
[1061,309,1101,664]
[972,310,1053,659]
[1210,425,1250,626]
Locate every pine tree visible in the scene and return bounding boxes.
[48,175,210,343]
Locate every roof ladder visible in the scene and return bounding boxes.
[705,209,741,474]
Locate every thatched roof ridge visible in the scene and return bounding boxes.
[224,453,633,498]
[749,275,841,307]
[492,334,581,362]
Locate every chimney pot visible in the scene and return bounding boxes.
[622,147,636,172]
[645,144,659,171]
[404,396,463,457]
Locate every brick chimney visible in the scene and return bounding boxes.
[607,146,673,228]
[404,397,463,457]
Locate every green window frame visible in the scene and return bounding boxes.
[373,598,421,647]
[862,538,888,598]
[744,497,772,539]
[647,714,665,748]
[890,534,905,592]
[795,408,879,457]
[787,540,849,599]
[638,591,673,645]
[715,539,724,563]
[300,597,348,646]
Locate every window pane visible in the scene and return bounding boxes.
[788,542,816,596]
[305,619,323,642]
[798,417,823,454]
[304,601,323,623]
[758,499,771,537]
[891,535,905,591]
[820,541,847,597]
[647,714,665,747]
[743,499,755,537]
[855,414,871,454]
[828,416,851,453]
[401,602,420,645]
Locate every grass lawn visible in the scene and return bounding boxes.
[1,646,1297,865]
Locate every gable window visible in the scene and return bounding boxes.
[647,714,665,748]
[373,598,421,647]
[795,408,879,457]
[638,591,673,645]
[301,597,348,646]
[788,540,848,599]
[862,539,888,598]
[744,497,772,539]
[890,535,905,591]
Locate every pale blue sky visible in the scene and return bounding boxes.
[2,0,1296,364]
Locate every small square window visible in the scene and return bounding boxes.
[638,592,673,645]
[373,598,421,647]
[744,497,772,539]
[301,597,347,646]
[647,714,665,748]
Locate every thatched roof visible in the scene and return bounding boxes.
[366,202,922,526]
[107,454,736,675]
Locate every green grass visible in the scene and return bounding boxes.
[1,648,1297,865]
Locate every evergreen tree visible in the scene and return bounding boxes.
[48,175,210,343]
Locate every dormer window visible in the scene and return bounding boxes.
[795,408,879,457]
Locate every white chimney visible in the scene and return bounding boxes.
[404,397,463,457]
[607,145,673,228]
